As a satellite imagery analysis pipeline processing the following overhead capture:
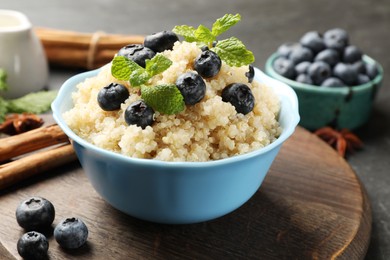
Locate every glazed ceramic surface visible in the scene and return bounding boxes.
[0,10,48,98]
[265,53,383,130]
[52,67,299,224]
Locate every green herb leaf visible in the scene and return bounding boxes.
[141,84,185,115]
[129,69,150,87]
[211,13,241,37]
[111,56,134,80]
[7,90,58,114]
[194,25,215,44]
[0,68,8,91]
[0,97,9,123]
[213,37,255,67]
[145,54,173,77]
[172,25,197,42]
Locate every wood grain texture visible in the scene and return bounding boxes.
[0,127,371,259]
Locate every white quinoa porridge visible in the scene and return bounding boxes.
[63,41,281,161]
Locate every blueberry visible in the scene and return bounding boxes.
[357,74,371,85]
[342,45,362,63]
[323,28,349,52]
[54,217,88,249]
[333,63,358,86]
[194,50,222,78]
[117,44,155,68]
[365,63,379,79]
[296,74,313,85]
[124,100,155,129]
[314,49,340,67]
[276,42,299,58]
[221,83,255,115]
[175,72,206,105]
[17,231,49,260]
[289,46,314,64]
[144,31,179,53]
[245,64,254,83]
[273,57,296,79]
[307,61,331,85]
[97,83,129,111]
[16,197,55,231]
[300,31,325,54]
[352,61,366,74]
[294,61,311,75]
[321,77,345,87]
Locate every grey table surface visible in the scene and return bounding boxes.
[1,0,389,259]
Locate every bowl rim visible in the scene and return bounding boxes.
[52,67,299,168]
[265,53,383,94]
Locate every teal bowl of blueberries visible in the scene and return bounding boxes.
[265,28,383,130]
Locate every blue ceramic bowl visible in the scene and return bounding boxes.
[52,67,300,224]
[265,53,383,130]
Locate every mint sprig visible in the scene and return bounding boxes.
[111,54,172,87]
[141,84,185,115]
[173,13,254,67]
[0,68,8,91]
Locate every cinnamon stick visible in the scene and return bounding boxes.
[0,144,77,190]
[0,124,69,162]
[35,27,145,69]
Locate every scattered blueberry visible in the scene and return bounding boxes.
[245,64,255,83]
[296,74,313,85]
[343,45,362,64]
[221,83,255,115]
[294,61,311,75]
[124,100,155,129]
[357,74,371,85]
[200,45,209,52]
[323,28,349,52]
[321,77,345,87]
[289,46,314,64]
[17,231,49,260]
[144,31,179,53]
[193,49,222,78]
[117,44,155,68]
[16,197,55,231]
[277,42,298,58]
[54,217,88,249]
[307,61,331,85]
[175,72,206,105]
[333,63,358,86]
[273,57,296,79]
[314,49,340,67]
[300,31,325,54]
[365,62,379,79]
[97,83,129,111]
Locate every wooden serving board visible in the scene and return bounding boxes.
[0,127,371,259]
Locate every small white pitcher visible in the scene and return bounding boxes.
[0,10,48,99]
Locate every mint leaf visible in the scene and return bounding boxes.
[194,25,215,44]
[0,68,8,91]
[129,69,150,86]
[141,84,185,115]
[211,13,241,37]
[111,56,136,80]
[145,54,173,77]
[172,25,197,42]
[7,90,58,114]
[213,37,255,67]
[0,96,9,123]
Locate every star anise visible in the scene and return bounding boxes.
[314,127,363,157]
[0,113,44,135]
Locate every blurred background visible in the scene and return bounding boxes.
[2,0,389,259]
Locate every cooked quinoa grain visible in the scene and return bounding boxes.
[63,41,281,161]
